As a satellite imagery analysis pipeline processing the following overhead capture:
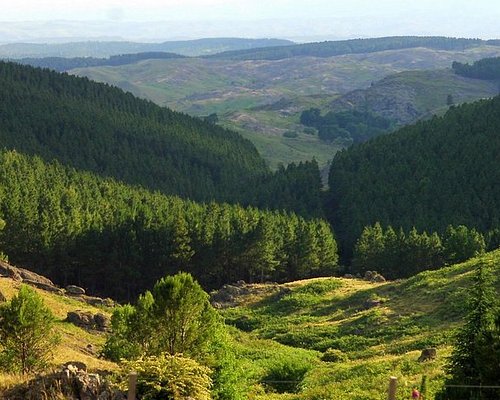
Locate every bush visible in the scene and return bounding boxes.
[321,348,349,363]
[121,354,212,400]
[283,131,298,138]
[262,356,313,393]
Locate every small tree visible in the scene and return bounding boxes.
[0,285,59,374]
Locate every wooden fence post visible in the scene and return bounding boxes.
[388,376,398,400]
[128,371,137,400]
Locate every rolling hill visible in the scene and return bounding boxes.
[0,38,294,59]
[70,42,500,171]
[326,69,499,126]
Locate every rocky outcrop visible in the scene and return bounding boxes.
[418,348,437,362]
[66,310,111,332]
[3,363,125,400]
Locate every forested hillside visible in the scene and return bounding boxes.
[210,36,494,61]
[327,96,500,253]
[0,61,269,203]
[452,56,500,80]
[0,150,338,300]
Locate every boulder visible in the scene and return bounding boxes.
[67,310,94,327]
[363,270,376,281]
[93,313,111,332]
[343,274,355,279]
[63,361,87,372]
[66,285,86,296]
[418,348,437,362]
[371,274,386,283]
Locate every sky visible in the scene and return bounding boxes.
[1,0,499,42]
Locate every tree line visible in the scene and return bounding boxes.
[352,223,491,278]
[16,52,185,72]
[211,36,490,61]
[0,150,338,300]
[452,57,500,80]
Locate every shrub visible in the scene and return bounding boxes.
[262,356,313,393]
[121,354,212,400]
[321,348,349,363]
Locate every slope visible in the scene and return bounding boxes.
[327,95,500,252]
[71,44,500,171]
[327,69,500,126]
[220,249,500,399]
[0,269,117,396]
[0,61,267,203]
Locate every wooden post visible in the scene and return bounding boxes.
[128,371,137,400]
[388,376,398,400]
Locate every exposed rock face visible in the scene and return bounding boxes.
[3,364,125,400]
[66,310,111,332]
[210,282,282,309]
[22,279,64,294]
[418,348,437,362]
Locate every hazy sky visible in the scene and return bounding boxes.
[1,0,499,41]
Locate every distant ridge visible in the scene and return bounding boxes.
[0,38,294,59]
[15,51,186,72]
[208,36,500,60]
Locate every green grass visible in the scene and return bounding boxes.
[222,250,500,399]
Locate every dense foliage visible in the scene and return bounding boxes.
[300,108,393,143]
[327,96,500,254]
[17,52,185,72]
[120,355,213,400]
[352,223,486,278]
[0,285,59,374]
[0,150,338,299]
[0,61,267,203]
[0,61,324,217]
[211,36,491,61]
[452,57,500,80]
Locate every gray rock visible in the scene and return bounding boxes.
[66,285,86,295]
[93,313,111,331]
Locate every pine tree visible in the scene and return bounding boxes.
[440,259,497,399]
[0,285,59,373]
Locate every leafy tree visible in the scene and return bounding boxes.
[0,285,59,374]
